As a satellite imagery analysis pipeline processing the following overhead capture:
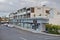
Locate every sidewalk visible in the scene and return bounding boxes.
[9,24,60,37]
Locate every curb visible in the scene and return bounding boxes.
[39,32,60,37]
[9,24,60,37]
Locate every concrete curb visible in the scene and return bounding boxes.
[40,32,60,37]
[9,24,60,37]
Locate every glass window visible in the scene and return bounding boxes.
[46,10,50,14]
[27,8,30,11]
[33,14,35,17]
[13,16,17,19]
[23,8,26,12]
[17,10,20,12]
[27,13,30,18]
[31,7,34,13]
[39,14,41,16]
[57,12,60,15]
[37,8,41,10]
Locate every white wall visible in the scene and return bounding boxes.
[30,6,50,18]
[49,9,60,25]
[49,15,60,25]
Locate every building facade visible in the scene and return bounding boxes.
[9,6,60,32]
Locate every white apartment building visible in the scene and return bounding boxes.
[9,6,60,32]
[49,9,60,25]
[16,6,50,19]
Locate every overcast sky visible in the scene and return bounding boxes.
[0,0,60,17]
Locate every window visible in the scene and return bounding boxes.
[31,7,34,13]
[17,10,20,12]
[20,9,22,12]
[23,8,26,10]
[18,15,20,18]
[13,16,17,19]
[14,12,17,14]
[39,14,41,16]
[27,8,30,11]
[45,15,47,16]
[23,8,26,12]
[20,15,22,18]
[57,12,60,15]
[46,10,50,14]
[33,19,37,24]
[26,13,30,18]
[34,14,35,17]
[37,8,41,10]
[24,14,26,18]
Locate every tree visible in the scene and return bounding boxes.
[0,17,2,23]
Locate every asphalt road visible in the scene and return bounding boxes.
[0,25,60,40]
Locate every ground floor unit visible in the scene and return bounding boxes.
[9,17,49,32]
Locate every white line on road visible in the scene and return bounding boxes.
[20,37,27,40]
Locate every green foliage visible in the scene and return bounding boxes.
[45,24,60,34]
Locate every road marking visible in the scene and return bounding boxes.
[20,37,27,40]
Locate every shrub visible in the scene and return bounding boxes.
[45,24,60,34]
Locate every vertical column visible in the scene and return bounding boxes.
[38,23,43,32]
[39,23,45,32]
[42,24,46,32]
[23,23,24,28]
[30,24,32,29]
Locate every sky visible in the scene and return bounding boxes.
[0,0,60,17]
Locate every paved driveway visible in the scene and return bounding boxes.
[0,25,60,40]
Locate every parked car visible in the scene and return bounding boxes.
[3,23,8,27]
[8,24,15,28]
[3,23,15,28]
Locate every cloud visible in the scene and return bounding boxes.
[0,0,6,2]
[0,0,60,17]
[40,1,49,5]
[22,0,36,2]
[9,2,13,5]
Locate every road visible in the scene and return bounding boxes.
[0,25,60,40]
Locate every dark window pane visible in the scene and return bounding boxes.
[27,8,30,11]
[39,14,41,16]
[31,7,34,13]
[27,13,30,18]
[46,10,50,14]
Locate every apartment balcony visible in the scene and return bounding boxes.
[16,12,26,15]
[9,17,13,19]
[9,15,15,17]
[31,16,49,19]
[27,11,31,13]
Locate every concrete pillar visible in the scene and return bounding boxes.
[36,23,45,32]
[24,23,27,28]
[38,23,45,32]
[22,23,24,28]
[42,24,46,31]
[30,24,32,29]
[37,23,42,32]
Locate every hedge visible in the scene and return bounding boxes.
[45,24,60,34]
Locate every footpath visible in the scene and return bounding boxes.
[7,24,60,37]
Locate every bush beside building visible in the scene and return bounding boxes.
[45,24,60,34]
